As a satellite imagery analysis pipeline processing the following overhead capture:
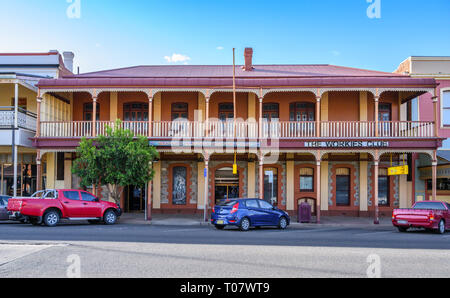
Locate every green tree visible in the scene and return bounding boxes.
[72,120,159,205]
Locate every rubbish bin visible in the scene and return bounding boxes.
[298,202,312,223]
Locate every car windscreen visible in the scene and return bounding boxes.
[413,202,446,210]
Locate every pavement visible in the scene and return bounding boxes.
[119,212,393,228]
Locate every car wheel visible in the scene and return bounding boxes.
[43,211,59,227]
[278,217,288,230]
[397,226,408,233]
[215,225,225,230]
[239,217,250,232]
[103,210,117,225]
[437,220,445,234]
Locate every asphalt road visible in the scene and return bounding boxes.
[0,221,449,278]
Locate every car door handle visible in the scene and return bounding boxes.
[83,203,88,205]
[64,201,70,204]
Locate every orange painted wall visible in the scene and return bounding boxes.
[328,92,359,121]
[160,92,199,121]
[72,92,110,121]
[209,92,248,120]
[117,92,148,119]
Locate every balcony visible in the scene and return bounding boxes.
[39,120,435,139]
[0,107,37,131]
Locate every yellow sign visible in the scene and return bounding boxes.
[388,165,409,176]
[233,164,238,175]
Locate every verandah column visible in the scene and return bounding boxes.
[36,150,42,191]
[148,90,153,138]
[203,153,210,222]
[36,95,42,137]
[258,153,264,200]
[374,95,380,137]
[432,151,437,200]
[432,95,439,137]
[258,89,263,139]
[92,94,98,137]
[373,150,380,225]
[316,154,321,224]
[316,92,321,137]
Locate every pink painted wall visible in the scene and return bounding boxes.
[419,79,450,139]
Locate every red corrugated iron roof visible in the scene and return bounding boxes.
[37,64,437,88]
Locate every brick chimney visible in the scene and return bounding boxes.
[244,48,254,71]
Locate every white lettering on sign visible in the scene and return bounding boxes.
[305,141,389,148]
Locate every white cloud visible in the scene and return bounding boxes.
[216,46,224,50]
[164,53,191,63]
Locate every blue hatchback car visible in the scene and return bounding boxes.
[211,198,290,231]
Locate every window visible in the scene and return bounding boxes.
[124,103,148,121]
[413,202,446,211]
[64,191,80,201]
[218,103,234,121]
[83,102,100,121]
[245,200,259,208]
[443,91,450,127]
[259,200,274,209]
[289,102,315,121]
[172,166,187,205]
[426,178,450,191]
[264,168,278,205]
[378,168,389,206]
[299,168,314,192]
[81,192,97,202]
[262,103,279,121]
[378,103,392,121]
[171,103,188,120]
[336,168,350,206]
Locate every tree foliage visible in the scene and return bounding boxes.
[72,120,159,205]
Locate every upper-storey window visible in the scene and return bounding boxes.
[442,91,450,127]
[378,103,392,121]
[289,102,314,121]
[83,102,100,121]
[171,103,188,120]
[263,103,279,121]
[124,102,148,121]
[218,103,234,121]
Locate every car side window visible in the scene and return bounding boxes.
[64,191,80,201]
[259,200,273,209]
[245,200,259,208]
[81,192,97,202]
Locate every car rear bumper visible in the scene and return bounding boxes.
[211,214,239,226]
[392,219,437,229]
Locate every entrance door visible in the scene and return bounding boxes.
[215,167,239,205]
[125,186,144,212]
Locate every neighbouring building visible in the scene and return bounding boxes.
[33,48,444,223]
[0,51,73,197]
[395,56,450,203]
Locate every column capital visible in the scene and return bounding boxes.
[316,96,321,102]
[259,97,263,103]
[432,161,438,166]
[374,160,379,166]
[205,96,210,103]
[148,96,153,103]
[92,96,98,102]
[432,96,438,103]
[374,96,380,102]
[37,97,43,103]
[316,161,321,167]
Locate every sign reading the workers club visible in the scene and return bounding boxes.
[304,141,389,148]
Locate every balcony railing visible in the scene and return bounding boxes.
[39,120,435,139]
[0,107,37,131]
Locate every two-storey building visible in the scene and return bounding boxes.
[0,51,73,197]
[34,48,443,223]
[395,56,450,203]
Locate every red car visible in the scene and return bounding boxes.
[7,189,122,227]
[392,201,450,234]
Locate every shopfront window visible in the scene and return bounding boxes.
[427,178,450,191]
[172,166,187,205]
[378,168,389,206]
[215,167,239,205]
[299,168,314,192]
[336,168,350,206]
[264,167,278,205]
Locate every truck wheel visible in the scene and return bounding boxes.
[437,220,446,234]
[43,211,59,227]
[103,210,117,225]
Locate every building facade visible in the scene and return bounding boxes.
[0,51,73,197]
[33,49,443,222]
[395,56,450,203]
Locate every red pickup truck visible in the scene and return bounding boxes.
[7,189,122,227]
[392,201,450,234]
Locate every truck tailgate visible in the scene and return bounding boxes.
[394,209,431,223]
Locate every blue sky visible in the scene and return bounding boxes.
[1,0,449,73]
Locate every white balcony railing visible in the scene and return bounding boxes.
[0,107,37,131]
[39,120,436,139]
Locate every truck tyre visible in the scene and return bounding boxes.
[103,209,117,225]
[437,220,446,234]
[43,210,60,227]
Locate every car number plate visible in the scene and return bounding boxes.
[216,220,224,225]
[398,220,408,225]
